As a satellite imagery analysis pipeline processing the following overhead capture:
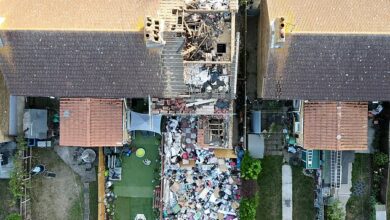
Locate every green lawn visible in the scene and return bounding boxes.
[114,132,161,220]
[346,154,373,220]
[292,166,316,220]
[256,156,283,220]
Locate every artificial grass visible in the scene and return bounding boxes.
[346,154,373,220]
[115,197,154,220]
[114,132,161,220]
[114,133,160,198]
[292,165,316,220]
[256,156,283,220]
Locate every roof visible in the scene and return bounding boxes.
[303,102,368,151]
[262,34,390,101]
[23,109,48,139]
[0,72,10,142]
[59,98,123,147]
[0,0,159,31]
[248,134,264,159]
[266,0,390,34]
[0,31,173,98]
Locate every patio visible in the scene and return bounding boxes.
[114,132,161,220]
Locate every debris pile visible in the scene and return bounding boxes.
[152,98,196,114]
[162,149,240,219]
[183,12,231,61]
[184,64,230,94]
[184,0,231,10]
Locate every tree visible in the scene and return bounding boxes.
[6,213,22,220]
[373,152,389,167]
[326,200,345,220]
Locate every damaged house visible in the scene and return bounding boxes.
[0,0,241,219]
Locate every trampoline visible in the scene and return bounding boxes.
[136,148,145,158]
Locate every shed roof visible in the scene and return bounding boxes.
[303,102,368,151]
[59,98,123,147]
[0,0,159,31]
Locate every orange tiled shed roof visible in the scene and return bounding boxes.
[303,102,368,151]
[60,98,123,147]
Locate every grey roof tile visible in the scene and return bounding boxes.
[263,34,390,101]
[0,31,166,98]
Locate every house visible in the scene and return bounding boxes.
[257,0,390,101]
[0,0,183,98]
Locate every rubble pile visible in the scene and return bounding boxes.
[163,149,240,220]
[184,64,230,94]
[152,98,196,114]
[183,12,231,61]
[184,0,231,10]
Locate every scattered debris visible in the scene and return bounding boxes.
[183,12,231,61]
[184,64,230,94]
[162,149,240,219]
[184,0,231,10]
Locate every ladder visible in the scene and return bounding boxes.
[330,150,342,189]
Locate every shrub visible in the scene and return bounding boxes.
[326,200,345,220]
[6,213,22,220]
[373,152,388,167]
[241,152,262,180]
[239,195,259,220]
[241,180,258,198]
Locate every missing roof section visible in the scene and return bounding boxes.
[182,11,233,62]
[184,0,239,11]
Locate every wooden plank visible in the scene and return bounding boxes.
[98,148,106,220]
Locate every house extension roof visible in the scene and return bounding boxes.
[0,0,159,31]
[0,31,171,98]
[59,98,123,147]
[303,102,368,151]
[262,34,390,101]
[266,0,390,34]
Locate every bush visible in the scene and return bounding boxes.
[239,195,259,220]
[241,180,258,198]
[241,152,262,180]
[373,152,388,167]
[326,200,345,220]
[6,213,22,220]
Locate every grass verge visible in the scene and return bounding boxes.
[292,166,316,220]
[256,156,283,220]
[346,153,373,220]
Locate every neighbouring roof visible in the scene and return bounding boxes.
[0,31,172,98]
[60,98,123,147]
[266,0,390,34]
[0,0,159,31]
[263,34,390,101]
[303,102,368,151]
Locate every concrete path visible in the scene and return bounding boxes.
[83,183,90,220]
[282,165,293,220]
